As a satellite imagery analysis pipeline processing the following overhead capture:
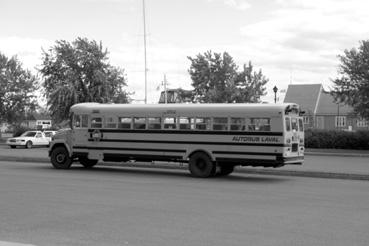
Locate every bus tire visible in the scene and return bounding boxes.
[79,157,98,168]
[217,165,234,176]
[50,146,72,169]
[189,152,215,178]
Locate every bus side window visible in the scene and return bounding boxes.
[249,118,270,131]
[164,117,177,129]
[179,117,193,130]
[118,117,132,129]
[298,118,304,132]
[230,118,245,131]
[148,117,161,129]
[134,117,146,129]
[213,117,228,131]
[285,117,291,131]
[195,117,211,130]
[105,117,117,128]
[91,117,102,128]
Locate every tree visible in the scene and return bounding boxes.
[0,52,38,124]
[332,40,369,119]
[39,37,130,123]
[187,51,267,103]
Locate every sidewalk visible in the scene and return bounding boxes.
[1,146,368,180]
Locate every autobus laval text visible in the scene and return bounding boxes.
[49,103,304,178]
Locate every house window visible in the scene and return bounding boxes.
[357,118,368,127]
[303,116,309,124]
[335,116,346,127]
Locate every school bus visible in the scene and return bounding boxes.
[49,103,304,177]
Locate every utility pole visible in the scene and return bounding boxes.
[142,0,148,104]
[163,74,168,104]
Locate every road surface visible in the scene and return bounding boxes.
[0,160,368,246]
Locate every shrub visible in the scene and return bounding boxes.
[305,129,369,149]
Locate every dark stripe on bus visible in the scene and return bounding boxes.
[73,146,186,153]
[87,138,287,147]
[87,129,284,136]
[212,151,283,157]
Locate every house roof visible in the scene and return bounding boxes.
[283,84,322,114]
[283,83,354,116]
[316,91,353,115]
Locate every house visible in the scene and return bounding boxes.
[284,84,369,130]
[21,113,52,130]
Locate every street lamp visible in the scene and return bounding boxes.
[273,86,278,104]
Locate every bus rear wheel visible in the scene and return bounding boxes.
[50,146,72,169]
[189,152,215,178]
[79,157,98,168]
[217,164,234,176]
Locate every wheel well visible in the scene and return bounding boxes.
[50,143,71,157]
[188,150,214,162]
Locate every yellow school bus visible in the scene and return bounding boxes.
[49,103,304,177]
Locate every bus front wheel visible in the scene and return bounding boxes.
[79,157,98,168]
[50,146,72,169]
[189,152,215,178]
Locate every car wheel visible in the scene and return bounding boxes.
[26,141,33,149]
[10,146,16,149]
[50,146,72,169]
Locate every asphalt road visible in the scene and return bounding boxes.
[0,160,368,246]
[1,145,369,177]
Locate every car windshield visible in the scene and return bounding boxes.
[21,131,36,137]
[44,132,53,137]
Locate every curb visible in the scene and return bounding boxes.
[305,151,369,158]
[2,156,368,181]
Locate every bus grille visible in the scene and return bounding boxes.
[292,143,298,152]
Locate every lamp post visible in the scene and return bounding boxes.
[273,86,278,104]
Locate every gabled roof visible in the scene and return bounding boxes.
[283,84,322,114]
[315,91,353,115]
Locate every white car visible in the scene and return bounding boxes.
[44,130,57,142]
[6,131,50,149]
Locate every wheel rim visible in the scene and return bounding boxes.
[56,153,66,164]
[196,160,207,171]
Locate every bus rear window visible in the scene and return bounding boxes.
[298,118,304,132]
[285,117,291,131]
[291,118,298,131]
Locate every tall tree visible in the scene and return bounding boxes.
[39,37,130,123]
[232,61,268,103]
[0,52,38,124]
[188,51,267,103]
[332,40,369,119]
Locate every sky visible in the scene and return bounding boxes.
[1,0,369,104]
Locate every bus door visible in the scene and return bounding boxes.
[72,114,90,146]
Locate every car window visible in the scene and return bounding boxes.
[21,132,36,137]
